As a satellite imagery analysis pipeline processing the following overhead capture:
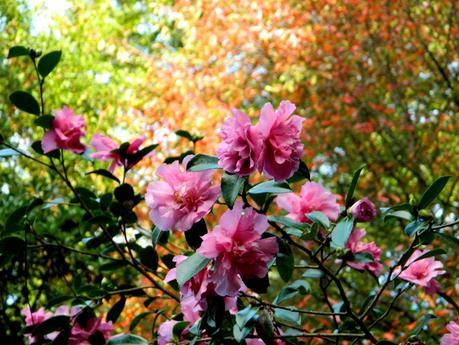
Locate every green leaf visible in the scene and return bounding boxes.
[0,236,26,254]
[276,240,294,282]
[107,334,148,345]
[38,50,62,77]
[175,130,203,143]
[435,232,459,247]
[46,295,73,308]
[86,169,120,184]
[345,165,365,208]
[129,312,152,331]
[9,91,40,115]
[383,210,413,222]
[411,248,446,264]
[173,321,189,338]
[302,269,324,279]
[34,115,54,129]
[185,218,207,249]
[418,176,450,210]
[236,306,259,329]
[7,46,29,58]
[404,220,428,236]
[106,297,126,323]
[99,261,127,272]
[274,280,311,304]
[287,160,310,183]
[306,211,330,229]
[137,246,158,272]
[274,308,301,326]
[32,315,70,336]
[176,253,210,287]
[186,154,220,171]
[268,216,308,231]
[0,148,20,158]
[221,172,244,209]
[331,217,354,248]
[248,180,291,195]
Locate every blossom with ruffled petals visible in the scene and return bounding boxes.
[145,156,220,231]
[90,133,146,172]
[157,320,179,345]
[276,182,339,223]
[441,320,459,345]
[217,109,263,176]
[396,250,445,287]
[41,106,86,154]
[349,198,377,222]
[346,229,383,276]
[256,101,304,181]
[198,202,278,297]
[68,317,113,345]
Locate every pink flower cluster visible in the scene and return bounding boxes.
[276,182,340,223]
[145,156,220,231]
[198,202,278,297]
[441,320,459,345]
[22,306,113,345]
[217,101,304,181]
[396,249,445,294]
[346,228,383,276]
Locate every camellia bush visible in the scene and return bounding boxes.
[1,47,458,345]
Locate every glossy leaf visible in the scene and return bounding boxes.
[331,217,354,248]
[221,172,243,209]
[106,297,126,323]
[107,334,148,345]
[38,50,62,77]
[176,253,209,287]
[9,91,40,115]
[186,154,219,171]
[345,165,365,208]
[248,180,291,195]
[418,176,450,210]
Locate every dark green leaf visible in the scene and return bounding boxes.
[268,216,308,231]
[0,236,26,254]
[137,246,158,272]
[34,115,54,129]
[151,227,162,246]
[306,211,330,229]
[32,315,70,336]
[114,184,134,202]
[175,130,203,143]
[248,180,291,195]
[375,342,397,345]
[287,160,310,183]
[129,312,152,331]
[255,311,275,345]
[38,50,62,77]
[404,220,428,236]
[10,91,40,115]
[383,210,412,222]
[176,253,209,287]
[173,321,189,338]
[46,295,73,308]
[276,240,294,282]
[86,169,120,184]
[186,154,220,171]
[0,148,20,158]
[243,274,269,294]
[221,172,244,209]
[435,232,459,246]
[7,46,29,58]
[99,261,127,272]
[106,297,126,323]
[107,334,148,345]
[345,165,365,208]
[331,217,354,248]
[418,176,450,210]
[185,219,207,249]
[274,280,311,304]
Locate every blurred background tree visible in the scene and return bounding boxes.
[1,0,457,343]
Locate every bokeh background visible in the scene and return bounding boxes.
[1,0,458,343]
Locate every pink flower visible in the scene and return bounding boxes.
[145,156,220,231]
[346,229,383,276]
[441,321,459,345]
[276,182,340,223]
[198,202,278,297]
[157,320,179,345]
[217,109,263,176]
[349,198,377,222]
[396,250,445,287]
[256,101,304,181]
[22,307,52,327]
[41,106,86,154]
[90,133,146,172]
[165,255,238,323]
[68,317,113,345]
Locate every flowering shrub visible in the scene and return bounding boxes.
[1,47,458,345]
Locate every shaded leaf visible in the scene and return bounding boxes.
[276,240,294,282]
[129,312,152,332]
[38,50,62,77]
[186,154,219,171]
[221,172,243,209]
[7,46,29,58]
[87,169,120,184]
[185,218,207,249]
[10,91,40,115]
[32,315,70,336]
[345,165,365,208]
[418,176,450,210]
[34,115,54,129]
[106,297,126,323]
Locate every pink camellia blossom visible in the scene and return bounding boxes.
[349,198,377,222]
[346,229,383,276]
[165,255,238,323]
[441,320,459,345]
[217,109,263,176]
[276,182,340,223]
[157,320,179,345]
[396,250,446,287]
[256,101,304,181]
[41,106,86,154]
[145,156,220,231]
[68,317,113,345]
[22,307,53,343]
[90,133,146,172]
[198,202,278,297]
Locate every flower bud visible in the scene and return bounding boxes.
[349,198,377,222]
